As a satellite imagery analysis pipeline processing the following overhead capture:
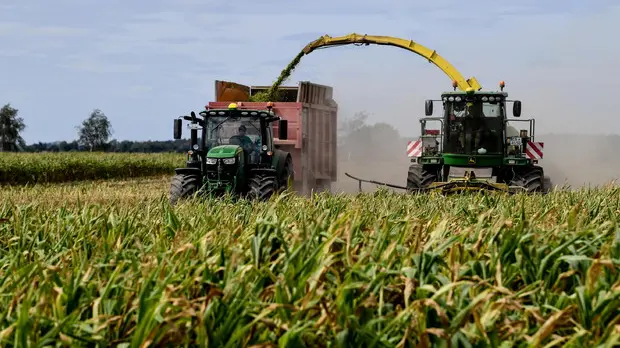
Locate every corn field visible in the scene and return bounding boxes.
[0,152,184,185]
[0,177,618,347]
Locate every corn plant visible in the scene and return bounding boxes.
[0,152,184,185]
[0,184,618,347]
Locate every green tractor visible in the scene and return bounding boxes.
[170,102,294,204]
[405,81,551,194]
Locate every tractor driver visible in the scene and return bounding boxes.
[229,125,255,153]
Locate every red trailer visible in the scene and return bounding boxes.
[209,80,338,195]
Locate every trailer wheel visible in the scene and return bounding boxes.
[406,164,437,192]
[248,174,277,201]
[170,173,201,205]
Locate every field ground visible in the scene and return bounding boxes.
[0,175,618,346]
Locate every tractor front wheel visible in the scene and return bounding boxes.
[248,174,277,201]
[509,166,545,193]
[406,164,437,192]
[169,173,201,205]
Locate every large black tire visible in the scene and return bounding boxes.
[509,166,544,193]
[169,173,201,205]
[279,156,294,192]
[248,174,277,201]
[406,164,438,192]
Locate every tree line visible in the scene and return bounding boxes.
[0,103,122,152]
[1,103,405,156]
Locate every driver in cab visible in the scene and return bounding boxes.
[229,125,254,153]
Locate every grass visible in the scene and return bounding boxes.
[0,179,618,347]
[0,152,184,185]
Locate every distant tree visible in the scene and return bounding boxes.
[338,110,403,162]
[77,109,113,151]
[0,103,26,152]
[338,111,368,140]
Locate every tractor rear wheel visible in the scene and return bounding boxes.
[248,174,277,201]
[406,164,437,192]
[509,166,544,193]
[170,173,201,205]
[279,156,294,192]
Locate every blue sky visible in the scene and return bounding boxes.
[1,0,618,144]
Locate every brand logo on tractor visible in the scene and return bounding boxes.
[468,157,476,164]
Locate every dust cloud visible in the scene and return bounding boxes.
[330,134,620,194]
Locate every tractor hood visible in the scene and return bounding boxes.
[207,144,242,158]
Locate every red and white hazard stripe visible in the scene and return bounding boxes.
[525,141,544,159]
[407,140,422,157]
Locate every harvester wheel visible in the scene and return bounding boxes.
[169,173,201,205]
[248,174,277,201]
[543,175,553,193]
[509,167,544,193]
[406,164,437,192]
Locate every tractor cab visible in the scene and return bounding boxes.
[204,109,266,166]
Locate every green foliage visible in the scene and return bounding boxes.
[0,152,184,184]
[0,185,618,346]
[0,103,26,152]
[248,51,305,102]
[77,109,113,151]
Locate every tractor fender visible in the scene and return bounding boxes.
[174,167,201,176]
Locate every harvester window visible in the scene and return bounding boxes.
[447,101,502,118]
[482,102,501,117]
[445,101,503,155]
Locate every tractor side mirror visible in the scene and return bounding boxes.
[425,100,433,116]
[278,119,288,140]
[173,119,182,139]
[513,100,522,117]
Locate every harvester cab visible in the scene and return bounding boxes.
[404,81,551,194]
[169,102,294,204]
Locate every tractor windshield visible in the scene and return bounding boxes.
[206,116,262,161]
[444,101,503,155]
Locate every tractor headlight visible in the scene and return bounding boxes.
[206,158,217,165]
[223,158,235,165]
